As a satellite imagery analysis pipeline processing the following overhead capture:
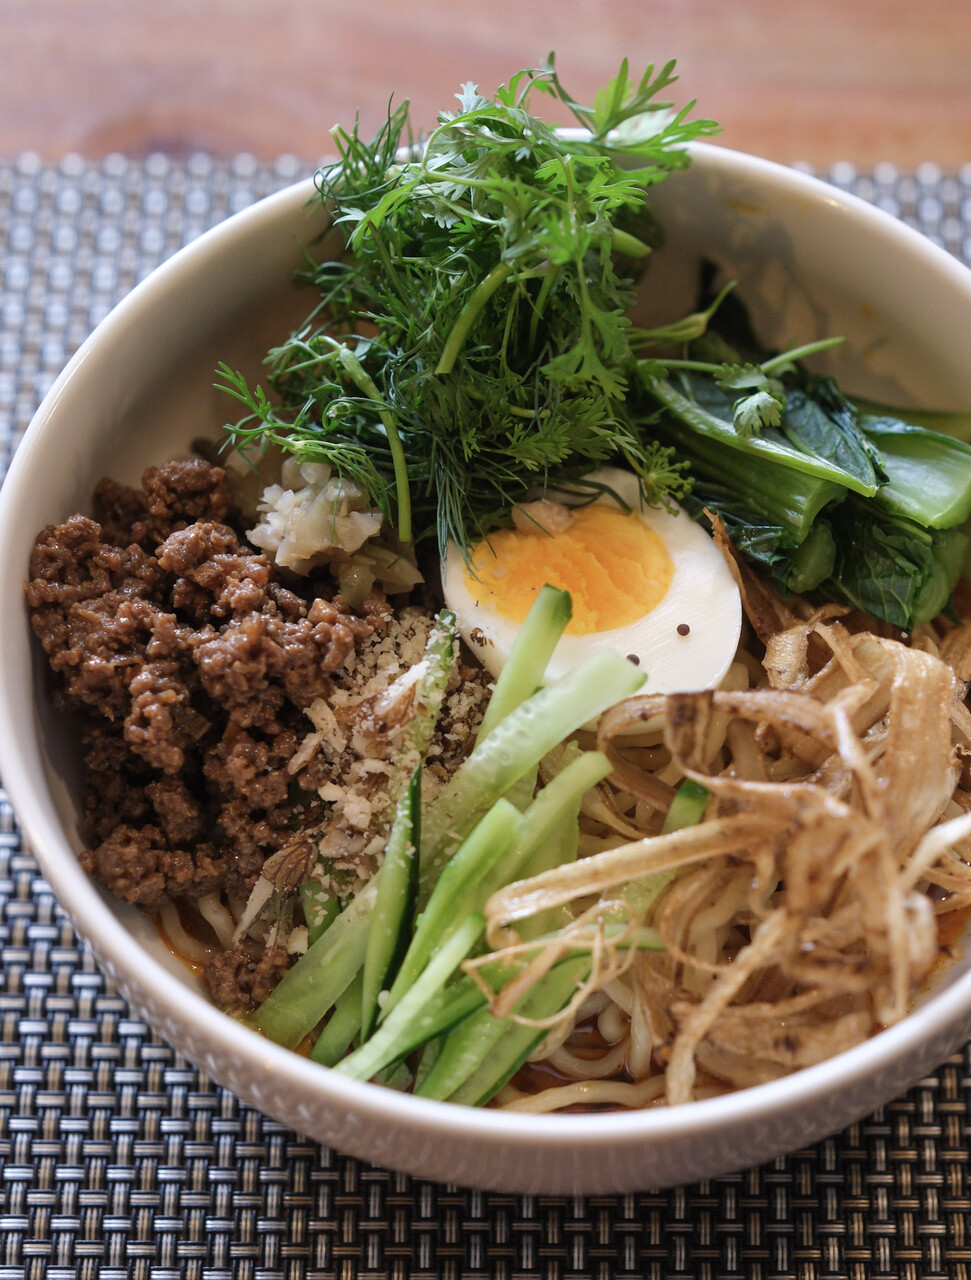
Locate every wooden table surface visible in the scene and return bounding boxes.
[3,0,970,170]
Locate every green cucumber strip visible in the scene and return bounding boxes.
[361,769,420,1039]
[349,925,664,1085]
[475,584,572,740]
[379,975,488,1064]
[419,650,646,900]
[518,810,581,941]
[334,912,485,1083]
[414,1001,514,1101]
[310,969,364,1066]
[471,584,572,814]
[482,748,612,899]
[502,766,540,814]
[604,776,711,924]
[645,372,878,497]
[614,870,675,920]
[413,1038,442,1091]
[300,881,339,947]
[419,920,666,1105]
[253,877,377,1048]
[374,1061,414,1092]
[502,743,594,938]
[267,609,456,1049]
[604,777,710,924]
[375,609,456,827]
[341,974,488,1081]
[444,955,591,1107]
[382,798,522,1018]
[403,609,458,759]
[662,777,710,833]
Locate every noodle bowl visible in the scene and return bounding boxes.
[5,150,971,1192]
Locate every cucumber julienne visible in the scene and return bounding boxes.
[250,583,689,1105]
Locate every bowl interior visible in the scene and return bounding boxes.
[5,146,971,1193]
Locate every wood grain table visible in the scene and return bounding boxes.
[2,0,971,169]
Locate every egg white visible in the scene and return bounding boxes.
[442,466,743,694]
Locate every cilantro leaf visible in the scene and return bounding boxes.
[712,363,786,436]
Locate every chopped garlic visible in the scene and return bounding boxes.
[248,462,383,572]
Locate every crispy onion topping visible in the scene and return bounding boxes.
[484,543,971,1109]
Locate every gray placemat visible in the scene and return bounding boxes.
[3,152,971,1279]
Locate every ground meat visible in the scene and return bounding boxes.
[80,823,226,908]
[146,777,207,847]
[80,722,156,842]
[95,457,234,551]
[28,458,377,1006]
[204,722,298,812]
[204,943,291,1013]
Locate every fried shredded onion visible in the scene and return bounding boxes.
[480,550,971,1110]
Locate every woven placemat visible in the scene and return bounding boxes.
[4,152,971,1279]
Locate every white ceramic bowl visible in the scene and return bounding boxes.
[4,144,971,1195]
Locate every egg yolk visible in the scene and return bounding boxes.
[466,505,675,635]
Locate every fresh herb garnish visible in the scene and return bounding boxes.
[218,56,719,560]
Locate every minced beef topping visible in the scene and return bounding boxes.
[27,456,493,1015]
[205,943,291,1011]
[27,458,382,1006]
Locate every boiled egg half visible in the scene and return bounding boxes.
[442,467,742,691]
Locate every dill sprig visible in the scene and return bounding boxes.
[218,55,719,560]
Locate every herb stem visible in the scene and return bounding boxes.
[333,343,412,544]
[652,336,846,380]
[435,262,513,376]
[610,227,652,259]
[649,357,725,374]
[528,265,559,350]
[760,337,845,375]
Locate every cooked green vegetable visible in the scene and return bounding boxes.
[639,288,971,627]
[857,413,971,530]
[826,500,968,628]
[642,358,878,495]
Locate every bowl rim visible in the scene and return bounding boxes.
[4,140,971,1162]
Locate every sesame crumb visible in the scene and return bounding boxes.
[295,605,492,891]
